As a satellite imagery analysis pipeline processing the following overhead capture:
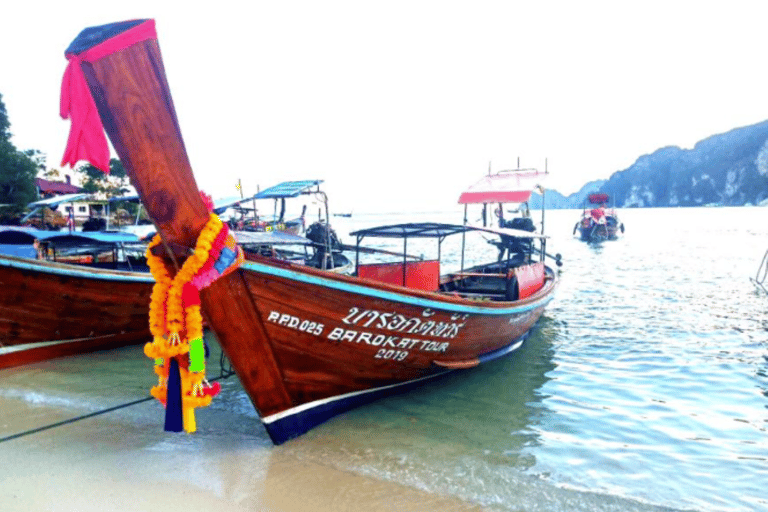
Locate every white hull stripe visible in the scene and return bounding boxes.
[0,258,153,283]
[478,337,524,363]
[0,335,119,356]
[242,261,553,315]
[261,369,452,424]
[262,336,528,425]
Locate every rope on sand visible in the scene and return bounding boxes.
[0,373,232,444]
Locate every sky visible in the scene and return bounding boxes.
[2,1,767,213]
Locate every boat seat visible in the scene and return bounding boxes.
[448,291,505,300]
[449,271,508,279]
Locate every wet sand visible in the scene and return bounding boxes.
[0,340,489,512]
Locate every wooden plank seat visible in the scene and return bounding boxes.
[448,271,510,279]
[444,291,506,299]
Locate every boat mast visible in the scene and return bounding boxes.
[460,203,467,273]
[541,158,547,262]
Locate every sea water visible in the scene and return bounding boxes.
[1,207,766,512]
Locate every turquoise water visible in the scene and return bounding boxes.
[1,207,766,511]
[305,207,768,511]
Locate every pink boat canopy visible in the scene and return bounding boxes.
[458,169,547,205]
[588,193,609,204]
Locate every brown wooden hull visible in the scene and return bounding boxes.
[0,254,153,369]
[67,20,558,443]
[201,256,556,442]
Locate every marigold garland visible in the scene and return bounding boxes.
[144,199,243,434]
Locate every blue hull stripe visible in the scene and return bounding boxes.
[0,257,153,283]
[242,261,553,316]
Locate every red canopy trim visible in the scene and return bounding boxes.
[588,193,609,204]
[60,20,157,174]
[458,190,533,204]
[458,169,546,205]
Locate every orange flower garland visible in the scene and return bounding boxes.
[144,209,243,433]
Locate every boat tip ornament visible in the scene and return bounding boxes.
[59,19,157,174]
[144,192,244,433]
[57,20,242,434]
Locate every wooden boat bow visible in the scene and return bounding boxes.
[62,19,294,419]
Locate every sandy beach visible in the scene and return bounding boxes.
[0,340,489,512]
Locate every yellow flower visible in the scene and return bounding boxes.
[143,212,234,423]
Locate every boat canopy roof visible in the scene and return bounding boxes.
[351,223,469,239]
[212,196,250,214]
[350,222,547,240]
[0,226,141,245]
[212,180,324,214]
[27,193,89,209]
[588,193,609,204]
[458,168,547,205]
[233,230,312,246]
[254,180,323,199]
[106,194,140,203]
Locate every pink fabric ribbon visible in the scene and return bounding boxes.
[60,19,157,173]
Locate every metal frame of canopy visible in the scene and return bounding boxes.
[351,222,465,288]
[457,166,550,272]
[349,222,546,287]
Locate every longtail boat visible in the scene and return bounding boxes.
[61,19,559,444]
[216,179,353,272]
[573,192,625,242]
[214,180,316,236]
[0,228,153,369]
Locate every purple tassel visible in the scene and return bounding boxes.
[164,357,183,432]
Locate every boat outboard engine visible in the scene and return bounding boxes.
[82,217,107,232]
[305,221,343,269]
[499,216,536,261]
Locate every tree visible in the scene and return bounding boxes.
[0,92,10,141]
[0,93,40,215]
[77,158,139,218]
[76,158,131,197]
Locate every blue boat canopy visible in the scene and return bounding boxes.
[233,230,312,246]
[212,180,325,214]
[253,180,323,199]
[212,195,254,214]
[27,193,89,209]
[106,194,141,203]
[0,226,140,245]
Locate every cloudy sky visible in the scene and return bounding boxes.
[1,1,766,212]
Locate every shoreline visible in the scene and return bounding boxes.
[0,345,491,512]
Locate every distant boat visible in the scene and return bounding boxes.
[214,180,353,273]
[62,19,561,444]
[573,193,624,242]
[751,247,768,294]
[333,212,352,218]
[0,227,152,370]
[214,180,319,236]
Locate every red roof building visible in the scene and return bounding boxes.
[35,176,84,197]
